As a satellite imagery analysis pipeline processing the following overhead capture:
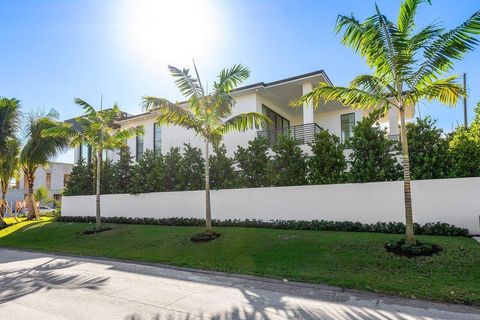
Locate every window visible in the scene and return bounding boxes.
[46,173,51,190]
[341,113,355,141]
[154,123,162,155]
[262,105,290,130]
[136,129,144,161]
[261,105,290,145]
[79,143,91,164]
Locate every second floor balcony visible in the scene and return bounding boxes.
[257,123,323,147]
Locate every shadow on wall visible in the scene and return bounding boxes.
[0,258,108,304]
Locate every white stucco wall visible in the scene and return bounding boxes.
[6,162,73,207]
[62,177,480,235]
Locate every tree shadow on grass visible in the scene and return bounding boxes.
[0,257,108,304]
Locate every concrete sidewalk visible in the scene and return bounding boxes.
[0,248,478,320]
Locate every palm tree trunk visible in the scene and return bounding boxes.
[0,184,6,217]
[204,140,212,232]
[96,148,102,230]
[25,173,39,220]
[399,108,415,245]
[0,187,7,228]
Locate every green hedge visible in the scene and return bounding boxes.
[56,216,469,237]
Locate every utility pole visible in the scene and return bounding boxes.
[463,73,468,129]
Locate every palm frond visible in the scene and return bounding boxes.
[291,83,387,110]
[350,75,395,96]
[20,114,70,173]
[413,10,480,85]
[408,75,465,107]
[74,98,97,116]
[42,122,79,142]
[213,64,250,93]
[155,104,201,131]
[142,96,178,112]
[220,112,269,135]
[0,97,21,153]
[0,138,20,187]
[398,0,425,34]
[168,65,203,98]
[336,14,364,52]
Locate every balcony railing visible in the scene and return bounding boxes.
[257,123,323,147]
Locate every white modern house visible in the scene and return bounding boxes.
[72,70,415,162]
[5,161,73,208]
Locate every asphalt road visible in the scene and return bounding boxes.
[0,248,479,320]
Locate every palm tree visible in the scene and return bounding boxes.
[45,99,143,231]
[293,0,480,244]
[34,186,54,207]
[143,64,268,234]
[0,98,20,154]
[21,111,70,220]
[0,139,20,227]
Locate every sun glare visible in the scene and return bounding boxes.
[119,0,220,68]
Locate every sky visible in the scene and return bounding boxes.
[1,0,479,163]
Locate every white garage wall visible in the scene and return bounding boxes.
[62,177,480,235]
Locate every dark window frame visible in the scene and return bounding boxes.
[153,123,162,155]
[340,112,356,141]
[136,129,144,161]
[262,105,290,130]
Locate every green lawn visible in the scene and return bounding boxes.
[0,220,479,306]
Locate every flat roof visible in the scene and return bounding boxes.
[116,69,332,123]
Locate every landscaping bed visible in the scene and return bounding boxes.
[0,221,479,306]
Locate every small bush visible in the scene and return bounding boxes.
[190,231,221,243]
[56,216,469,237]
[385,238,443,257]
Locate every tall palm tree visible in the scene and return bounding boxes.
[0,98,20,154]
[45,99,143,230]
[293,0,480,245]
[0,139,20,227]
[143,64,268,234]
[21,111,70,220]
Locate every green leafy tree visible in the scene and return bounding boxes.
[100,160,115,194]
[209,144,238,189]
[44,99,142,230]
[347,110,402,183]
[113,146,134,194]
[293,0,480,244]
[271,135,308,186]
[0,138,20,227]
[129,150,164,194]
[163,147,182,191]
[407,117,452,180]
[21,111,69,220]
[234,137,272,188]
[143,64,268,233]
[449,104,480,177]
[308,130,346,184]
[64,159,93,196]
[179,143,205,191]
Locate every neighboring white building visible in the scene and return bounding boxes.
[72,70,415,162]
[5,161,73,208]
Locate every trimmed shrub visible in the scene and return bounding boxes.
[57,216,469,237]
[385,239,443,257]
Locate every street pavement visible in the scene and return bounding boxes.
[0,248,479,320]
